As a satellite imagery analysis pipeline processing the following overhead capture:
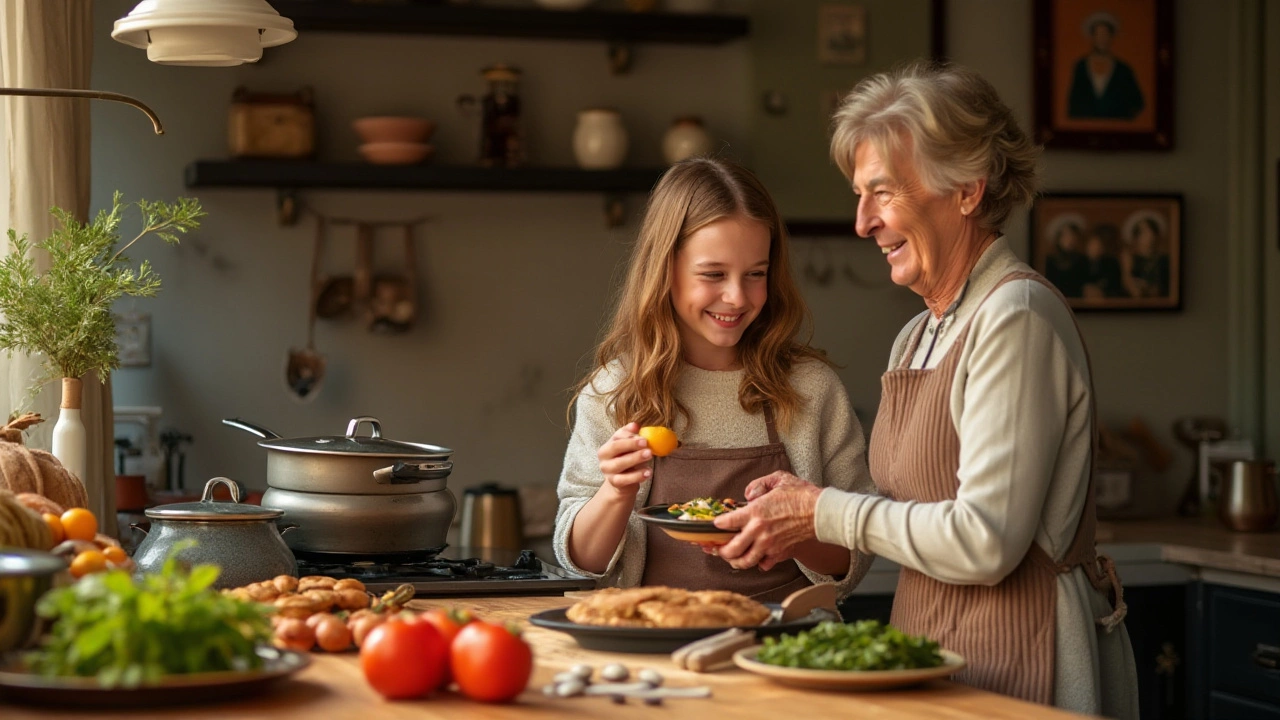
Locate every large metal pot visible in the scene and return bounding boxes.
[261,484,455,555]
[224,415,456,556]
[133,477,297,589]
[223,416,452,495]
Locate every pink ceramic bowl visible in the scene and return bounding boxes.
[352,116,436,144]
[358,142,434,165]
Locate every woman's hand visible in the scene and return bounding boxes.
[597,422,653,496]
[712,471,823,571]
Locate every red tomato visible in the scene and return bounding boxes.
[360,618,448,700]
[450,620,533,703]
[418,608,471,685]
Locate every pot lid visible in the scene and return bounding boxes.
[146,477,283,521]
[0,547,67,576]
[256,416,452,459]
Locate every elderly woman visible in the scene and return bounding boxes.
[713,62,1138,718]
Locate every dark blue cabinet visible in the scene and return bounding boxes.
[1193,583,1280,719]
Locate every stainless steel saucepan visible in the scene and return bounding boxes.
[222,416,452,495]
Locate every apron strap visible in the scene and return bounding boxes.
[763,403,780,445]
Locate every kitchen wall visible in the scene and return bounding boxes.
[92,0,1244,518]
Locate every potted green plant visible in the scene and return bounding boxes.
[0,191,204,479]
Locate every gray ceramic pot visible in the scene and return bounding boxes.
[133,477,297,589]
[0,548,66,652]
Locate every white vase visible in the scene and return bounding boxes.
[573,108,628,170]
[662,116,713,164]
[51,377,86,482]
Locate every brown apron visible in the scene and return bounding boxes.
[641,404,812,603]
[867,271,1127,705]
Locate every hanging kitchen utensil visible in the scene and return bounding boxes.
[353,221,374,307]
[368,221,419,334]
[313,216,354,319]
[285,217,328,401]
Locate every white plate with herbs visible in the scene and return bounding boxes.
[731,619,964,691]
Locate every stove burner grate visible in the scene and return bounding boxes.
[295,549,548,582]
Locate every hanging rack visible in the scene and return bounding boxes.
[0,87,163,134]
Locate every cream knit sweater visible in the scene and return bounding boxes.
[553,358,875,596]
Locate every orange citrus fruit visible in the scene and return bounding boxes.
[638,426,679,457]
[60,508,98,542]
[101,545,129,565]
[42,513,65,545]
[69,549,107,578]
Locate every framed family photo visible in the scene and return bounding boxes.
[1031,193,1183,311]
[1033,0,1174,150]
[817,4,868,66]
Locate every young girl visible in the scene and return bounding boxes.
[552,158,875,602]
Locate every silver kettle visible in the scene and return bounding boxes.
[459,483,524,550]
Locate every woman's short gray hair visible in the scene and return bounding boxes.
[830,60,1041,230]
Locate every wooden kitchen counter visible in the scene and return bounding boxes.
[1098,518,1280,578]
[0,596,1095,720]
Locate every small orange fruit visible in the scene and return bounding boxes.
[60,508,98,542]
[69,549,107,578]
[101,545,129,565]
[42,513,65,545]
[638,426,679,457]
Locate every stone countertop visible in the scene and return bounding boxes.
[1094,518,1280,579]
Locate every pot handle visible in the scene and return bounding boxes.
[373,461,454,484]
[201,477,243,503]
[129,522,148,538]
[222,418,283,440]
[345,416,383,439]
[277,524,298,536]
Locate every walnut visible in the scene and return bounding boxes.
[335,588,371,611]
[333,578,366,593]
[272,575,299,594]
[298,575,337,592]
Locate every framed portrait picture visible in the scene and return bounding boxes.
[1030,193,1183,311]
[115,313,151,367]
[817,4,868,66]
[1033,0,1174,150]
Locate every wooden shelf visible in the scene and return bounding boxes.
[272,1,750,44]
[185,160,666,193]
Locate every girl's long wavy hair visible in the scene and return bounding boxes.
[569,157,828,434]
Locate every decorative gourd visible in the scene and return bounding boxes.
[0,413,88,511]
[0,489,54,550]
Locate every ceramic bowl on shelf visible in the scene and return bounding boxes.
[535,0,595,9]
[359,142,435,165]
[352,116,435,145]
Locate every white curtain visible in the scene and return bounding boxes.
[1,0,117,533]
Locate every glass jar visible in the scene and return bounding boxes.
[573,108,629,170]
[479,64,523,167]
[662,115,713,164]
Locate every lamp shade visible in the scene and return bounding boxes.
[112,0,297,67]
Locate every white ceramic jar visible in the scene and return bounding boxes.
[573,108,629,170]
[662,116,713,164]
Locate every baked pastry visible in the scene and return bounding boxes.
[566,586,771,628]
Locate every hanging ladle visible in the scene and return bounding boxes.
[285,216,328,401]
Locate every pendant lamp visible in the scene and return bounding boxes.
[111,0,297,67]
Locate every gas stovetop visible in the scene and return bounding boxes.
[294,546,596,598]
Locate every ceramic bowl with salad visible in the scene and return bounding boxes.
[637,497,743,544]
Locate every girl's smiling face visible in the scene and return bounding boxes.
[670,214,771,371]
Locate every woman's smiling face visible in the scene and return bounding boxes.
[852,140,967,300]
[670,214,771,371]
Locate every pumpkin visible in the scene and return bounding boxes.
[0,413,88,511]
[0,489,54,550]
